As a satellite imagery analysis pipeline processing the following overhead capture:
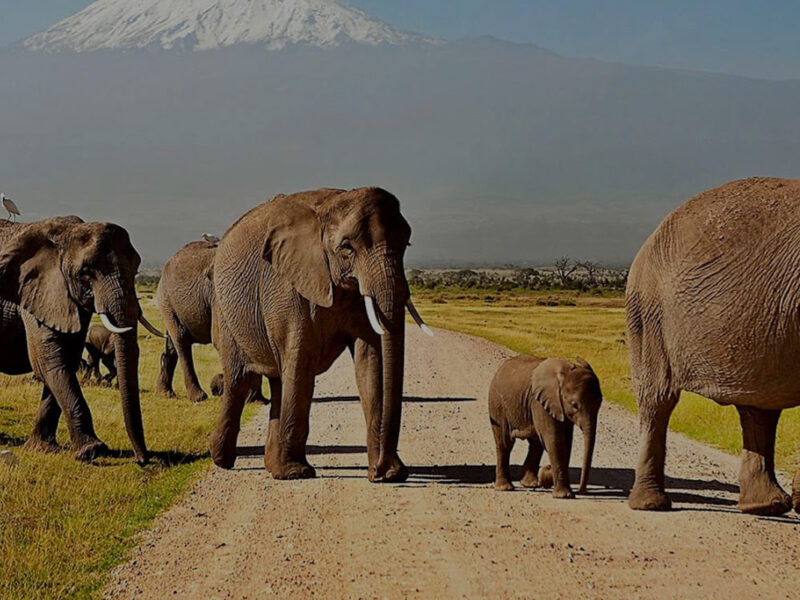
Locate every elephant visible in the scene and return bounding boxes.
[626,177,800,515]
[81,323,117,384]
[489,355,601,496]
[0,216,162,464]
[209,187,431,482]
[155,240,265,403]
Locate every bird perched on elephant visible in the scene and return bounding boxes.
[0,216,163,464]
[627,177,800,516]
[489,355,601,496]
[210,187,431,482]
[155,239,264,403]
[81,323,117,384]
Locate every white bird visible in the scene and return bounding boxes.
[1,194,20,222]
[202,233,221,245]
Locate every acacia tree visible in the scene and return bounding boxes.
[554,256,577,286]
[579,260,600,285]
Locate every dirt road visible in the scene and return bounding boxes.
[105,327,800,599]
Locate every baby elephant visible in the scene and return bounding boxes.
[489,355,602,497]
[81,323,117,384]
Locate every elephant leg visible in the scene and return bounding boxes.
[155,334,178,397]
[736,406,791,515]
[792,469,800,514]
[352,339,381,479]
[492,422,514,491]
[25,385,62,453]
[41,368,107,461]
[101,353,117,384]
[271,362,316,480]
[264,377,282,473]
[541,422,574,499]
[175,335,207,404]
[628,390,679,511]
[521,436,544,488]
[209,363,258,470]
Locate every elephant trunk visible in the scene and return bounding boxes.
[114,328,148,465]
[578,418,597,494]
[95,279,148,465]
[365,252,408,478]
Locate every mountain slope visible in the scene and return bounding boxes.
[23,0,428,53]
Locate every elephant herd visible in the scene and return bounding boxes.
[1,177,800,516]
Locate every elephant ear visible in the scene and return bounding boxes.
[0,228,82,333]
[261,196,334,308]
[530,358,568,422]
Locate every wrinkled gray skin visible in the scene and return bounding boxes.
[489,355,602,496]
[155,240,265,403]
[627,177,800,515]
[0,217,148,464]
[81,323,117,384]
[210,187,416,482]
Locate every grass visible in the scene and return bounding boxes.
[0,290,261,600]
[411,287,800,475]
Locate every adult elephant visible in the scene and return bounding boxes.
[155,240,265,403]
[626,177,800,515]
[0,216,162,464]
[210,187,431,482]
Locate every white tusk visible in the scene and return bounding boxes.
[99,313,133,334]
[364,296,385,336]
[406,298,434,337]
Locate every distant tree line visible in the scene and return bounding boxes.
[407,258,628,292]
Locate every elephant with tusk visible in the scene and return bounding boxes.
[210,187,431,482]
[0,216,161,464]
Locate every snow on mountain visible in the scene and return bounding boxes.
[23,0,430,53]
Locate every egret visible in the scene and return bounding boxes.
[201,233,220,245]
[1,194,20,222]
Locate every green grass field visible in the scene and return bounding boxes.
[411,288,800,475]
[0,291,260,600]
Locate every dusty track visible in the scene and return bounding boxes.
[106,327,800,599]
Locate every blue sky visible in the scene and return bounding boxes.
[0,0,798,80]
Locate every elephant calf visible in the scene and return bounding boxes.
[489,355,602,497]
[81,323,117,384]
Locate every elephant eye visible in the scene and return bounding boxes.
[339,240,354,255]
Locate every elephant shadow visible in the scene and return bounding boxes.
[407,465,742,509]
[93,448,210,467]
[0,432,28,447]
[313,396,476,404]
[236,444,367,457]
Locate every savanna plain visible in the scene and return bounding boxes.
[2,285,800,599]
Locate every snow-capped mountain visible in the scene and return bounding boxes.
[23,0,430,53]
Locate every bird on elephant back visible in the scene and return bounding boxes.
[154,239,266,404]
[209,187,432,482]
[0,216,163,464]
[626,177,800,516]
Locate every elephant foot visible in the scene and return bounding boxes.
[494,479,514,492]
[738,483,791,516]
[73,439,109,462]
[155,385,177,399]
[520,471,539,488]
[272,460,316,480]
[552,487,575,500]
[188,388,209,404]
[371,455,409,483]
[628,484,672,511]
[210,430,237,470]
[24,436,60,454]
[537,465,554,489]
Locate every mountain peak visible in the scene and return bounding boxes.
[24,0,431,53]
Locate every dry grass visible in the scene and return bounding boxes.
[411,288,800,475]
[0,291,260,599]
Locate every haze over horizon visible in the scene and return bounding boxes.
[1,0,799,267]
